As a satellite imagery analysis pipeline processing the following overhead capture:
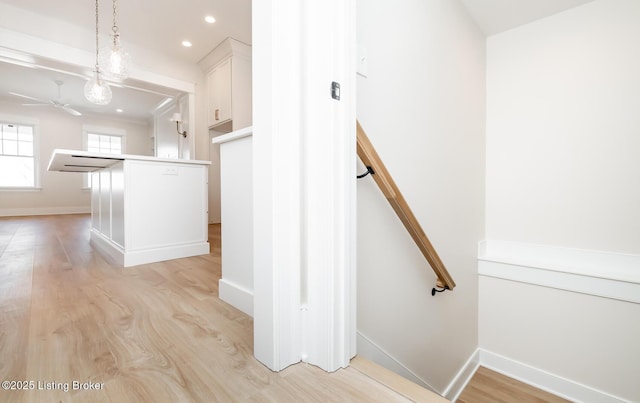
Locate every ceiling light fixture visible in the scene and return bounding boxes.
[100,0,131,81]
[84,0,112,105]
[205,15,216,24]
[182,40,192,47]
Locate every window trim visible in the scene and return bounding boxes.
[0,114,40,190]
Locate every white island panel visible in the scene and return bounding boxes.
[111,162,125,248]
[126,160,208,251]
[99,169,111,238]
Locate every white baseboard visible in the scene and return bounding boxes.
[0,206,90,217]
[478,349,629,403]
[356,331,438,393]
[90,231,125,265]
[352,343,630,402]
[356,331,481,400]
[90,230,210,267]
[124,242,210,267]
[219,278,253,317]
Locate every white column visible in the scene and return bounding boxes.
[252,0,356,372]
[252,0,304,371]
[300,0,357,371]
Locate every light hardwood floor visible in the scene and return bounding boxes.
[0,214,415,403]
[1,214,571,403]
[458,367,570,403]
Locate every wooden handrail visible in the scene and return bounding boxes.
[356,121,456,291]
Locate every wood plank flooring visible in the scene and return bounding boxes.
[458,367,570,403]
[0,214,413,403]
[1,214,572,403]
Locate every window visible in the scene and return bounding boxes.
[0,122,36,187]
[87,132,123,154]
[84,128,125,188]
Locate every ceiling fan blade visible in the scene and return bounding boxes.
[9,92,48,103]
[62,106,82,116]
[11,85,81,116]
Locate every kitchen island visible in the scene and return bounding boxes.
[48,149,211,267]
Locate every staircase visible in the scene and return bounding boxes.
[351,356,450,402]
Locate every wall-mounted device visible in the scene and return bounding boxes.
[171,113,188,138]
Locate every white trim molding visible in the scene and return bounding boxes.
[0,206,89,217]
[218,279,253,317]
[478,240,640,304]
[90,230,209,268]
[443,350,481,402]
[356,331,483,401]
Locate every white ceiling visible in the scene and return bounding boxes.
[0,0,252,64]
[0,0,251,121]
[460,0,597,35]
[0,0,597,120]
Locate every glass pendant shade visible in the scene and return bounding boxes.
[84,70,112,105]
[100,36,131,81]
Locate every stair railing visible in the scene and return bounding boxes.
[356,120,456,294]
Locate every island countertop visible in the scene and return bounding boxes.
[47,149,210,173]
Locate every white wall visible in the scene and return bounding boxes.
[482,1,640,401]
[356,0,485,396]
[0,101,151,216]
[486,0,640,254]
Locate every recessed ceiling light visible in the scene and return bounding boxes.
[205,15,216,24]
[116,108,123,113]
[182,40,192,47]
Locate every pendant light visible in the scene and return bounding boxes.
[84,0,112,105]
[100,0,130,81]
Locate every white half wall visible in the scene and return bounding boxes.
[356,0,485,394]
[478,241,640,402]
[216,131,253,316]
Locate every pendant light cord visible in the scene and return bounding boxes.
[94,0,100,71]
[112,0,120,42]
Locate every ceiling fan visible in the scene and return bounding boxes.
[9,80,82,116]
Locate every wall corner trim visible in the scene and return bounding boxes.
[443,349,481,401]
[478,240,640,304]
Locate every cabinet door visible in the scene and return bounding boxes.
[208,58,232,127]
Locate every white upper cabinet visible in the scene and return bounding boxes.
[207,58,232,128]
[201,38,252,133]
